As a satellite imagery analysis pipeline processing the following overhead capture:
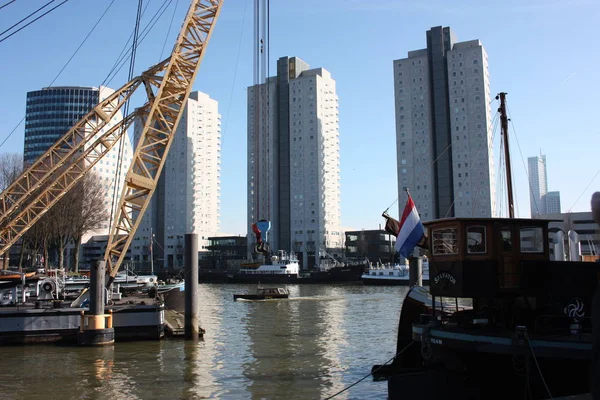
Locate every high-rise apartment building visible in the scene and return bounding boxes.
[393,27,496,221]
[131,91,221,269]
[528,154,561,216]
[24,86,133,241]
[247,56,343,268]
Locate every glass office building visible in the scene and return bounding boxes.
[24,86,99,165]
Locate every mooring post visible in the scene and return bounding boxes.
[409,256,423,287]
[184,233,199,340]
[89,260,105,316]
[78,260,114,345]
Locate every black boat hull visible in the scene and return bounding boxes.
[228,264,366,284]
[233,294,289,301]
[382,286,593,399]
[362,277,430,286]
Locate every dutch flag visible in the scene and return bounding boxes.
[394,194,425,258]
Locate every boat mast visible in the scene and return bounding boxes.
[497,92,515,218]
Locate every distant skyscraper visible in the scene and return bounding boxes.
[132,91,221,269]
[528,154,548,216]
[545,191,561,214]
[247,56,343,268]
[24,86,133,241]
[528,153,561,216]
[393,26,496,221]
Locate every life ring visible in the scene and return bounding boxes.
[149,278,154,283]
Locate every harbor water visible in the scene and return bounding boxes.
[0,284,409,399]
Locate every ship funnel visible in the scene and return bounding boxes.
[553,230,566,261]
[568,230,581,261]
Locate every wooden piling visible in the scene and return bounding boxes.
[184,234,199,340]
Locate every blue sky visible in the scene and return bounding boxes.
[0,0,598,234]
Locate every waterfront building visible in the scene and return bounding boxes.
[345,230,396,264]
[131,91,221,270]
[247,56,343,269]
[24,86,133,241]
[393,26,496,222]
[80,234,132,269]
[542,211,599,258]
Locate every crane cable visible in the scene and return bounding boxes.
[108,0,144,237]
[0,0,16,12]
[0,0,70,44]
[158,0,179,62]
[104,0,175,87]
[0,0,115,151]
[0,0,173,151]
[0,0,56,38]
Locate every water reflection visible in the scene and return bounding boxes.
[240,285,359,399]
[0,284,404,400]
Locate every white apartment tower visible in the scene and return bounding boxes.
[88,87,134,241]
[132,91,221,269]
[247,56,343,269]
[393,27,496,221]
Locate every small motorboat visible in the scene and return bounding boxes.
[233,286,289,301]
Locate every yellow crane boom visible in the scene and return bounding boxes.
[0,0,223,282]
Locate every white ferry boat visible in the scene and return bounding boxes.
[361,259,429,286]
[233,251,300,283]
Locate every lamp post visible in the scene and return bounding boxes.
[150,227,154,275]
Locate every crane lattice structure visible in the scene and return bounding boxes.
[0,0,223,283]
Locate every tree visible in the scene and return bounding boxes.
[70,173,109,273]
[0,153,22,269]
[0,152,23,191]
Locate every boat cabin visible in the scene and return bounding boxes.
[424,217,600,302]
[258,287,288,296]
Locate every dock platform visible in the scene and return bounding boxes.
[163,309,205,338]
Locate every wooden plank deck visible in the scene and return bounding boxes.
[163,309,205,338]
[164,309,185,337]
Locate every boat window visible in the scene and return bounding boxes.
[466,226,486,254]
[432,228,459,255]
[520,227,544,253]
[501,229,512,251]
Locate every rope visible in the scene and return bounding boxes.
[506,104,539,217]
[324,341,414,399]
[525,333,553,398]
[468,111,499,217]
[567,167,600,213]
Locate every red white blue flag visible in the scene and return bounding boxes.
[394,194,425,258]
